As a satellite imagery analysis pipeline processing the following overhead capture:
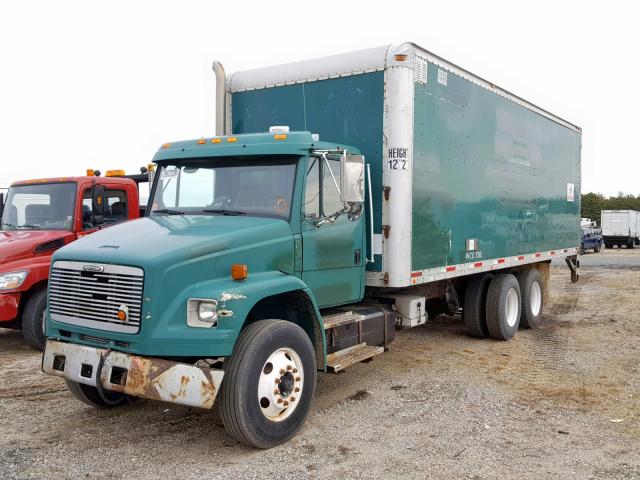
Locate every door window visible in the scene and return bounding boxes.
[303,156,343,218]
[104,189,128,224]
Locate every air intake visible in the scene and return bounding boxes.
[35,238,65,253]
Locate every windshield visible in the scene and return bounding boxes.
[149,157,297,221]
[1,183,76,231]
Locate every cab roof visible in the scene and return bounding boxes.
[11,176,136,187]
[152,131,361,163]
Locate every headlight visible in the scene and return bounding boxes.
[198,302,217,321]
[0,271,28,290]
[187,298,218,328]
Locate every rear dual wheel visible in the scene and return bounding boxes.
[464,269,544,341]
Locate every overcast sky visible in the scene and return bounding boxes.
[0,1,637,195]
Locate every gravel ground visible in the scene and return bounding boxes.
[1,254,639,479]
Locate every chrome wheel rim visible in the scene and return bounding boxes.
[505,288,519,327]
[257,347,304,422]
[530,281,542,317]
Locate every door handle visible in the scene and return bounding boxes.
[354,249,361,265]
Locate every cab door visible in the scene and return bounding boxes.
[301,156,365,308]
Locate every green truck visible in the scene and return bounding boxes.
[42,43,581,448]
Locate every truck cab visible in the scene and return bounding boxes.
[0,171,146,349]
[43,131,376,447]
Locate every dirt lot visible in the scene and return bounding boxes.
[1,250,639,479]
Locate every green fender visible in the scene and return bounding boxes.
[186,271,327,370]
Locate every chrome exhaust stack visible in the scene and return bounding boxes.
[212,61,226,136]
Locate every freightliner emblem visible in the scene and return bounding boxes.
[82,264,104,273]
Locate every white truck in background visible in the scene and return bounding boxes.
[601,210,640,249]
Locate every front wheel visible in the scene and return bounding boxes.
[219,320,317,449]
[594,243,601,253]
[22,288,47,350]
[65,380,131,408]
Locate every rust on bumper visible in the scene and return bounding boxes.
[42,340,224,409]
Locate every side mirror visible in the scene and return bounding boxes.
[340,154,365,203]
[92,185,105,226]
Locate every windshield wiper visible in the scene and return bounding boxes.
[203,209,247,216]
[17,224,41,230]
[153,208,185,215]
[0,222,17,230]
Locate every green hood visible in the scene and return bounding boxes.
[54,215,294,272]
[49,215,297,357]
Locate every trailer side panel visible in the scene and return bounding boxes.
[411,61,581,271]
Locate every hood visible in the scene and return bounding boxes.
[0,230,75,265]
[53,216,294,269]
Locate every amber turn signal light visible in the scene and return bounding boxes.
[231,264,248,281]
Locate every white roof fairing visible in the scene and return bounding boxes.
[227,42,581,133]
[228,45,391,93]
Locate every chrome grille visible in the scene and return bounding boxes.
[49,260,144,334]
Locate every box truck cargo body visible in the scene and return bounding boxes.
[43,43,582,448]
[601,209,640,248]
[229,43,581,287]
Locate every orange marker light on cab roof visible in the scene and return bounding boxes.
[162,143,171,149]
[227,137,238,143]
[211,138,222,143]
[105,169,125,177]
[231,264,248,281]
[273,134,287,140]
[197,139,207,145]
[86,169,95,176]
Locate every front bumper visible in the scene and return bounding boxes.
[0,292,20,322]
[42,340,225,409]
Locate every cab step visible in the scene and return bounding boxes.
[322,311,364,330]
[326,343,384,373]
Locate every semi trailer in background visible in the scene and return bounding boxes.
[601,210,640,248]
[41,43,581,448]
[0,168,152,349]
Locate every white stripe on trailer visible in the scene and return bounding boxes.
[365,247,578,287]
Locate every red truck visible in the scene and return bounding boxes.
[0,169,150,350]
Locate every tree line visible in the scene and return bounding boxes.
[581,192,640,225]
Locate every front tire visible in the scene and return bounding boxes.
[219,320,317,449]
[22,288,47,350]
[516,269,544,329]
[485,274,521,340]
[65,380,130,408]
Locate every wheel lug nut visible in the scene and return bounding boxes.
[280,368,286,375]
[277,398,283,404]
[286,365,292,370]
[295,376,301,382]
[294,387,300,392]
[274,378,279,384]
[274,389,280,395]
[293,368,298,373]
[283,401,289,407]
[290,397,296,402]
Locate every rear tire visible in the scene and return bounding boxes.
[65,380,130,408]
[463,274,493,338]
[22,288,47,351]
[516,269,544,329]
[219,320,317,449]
[485,274,521,341]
